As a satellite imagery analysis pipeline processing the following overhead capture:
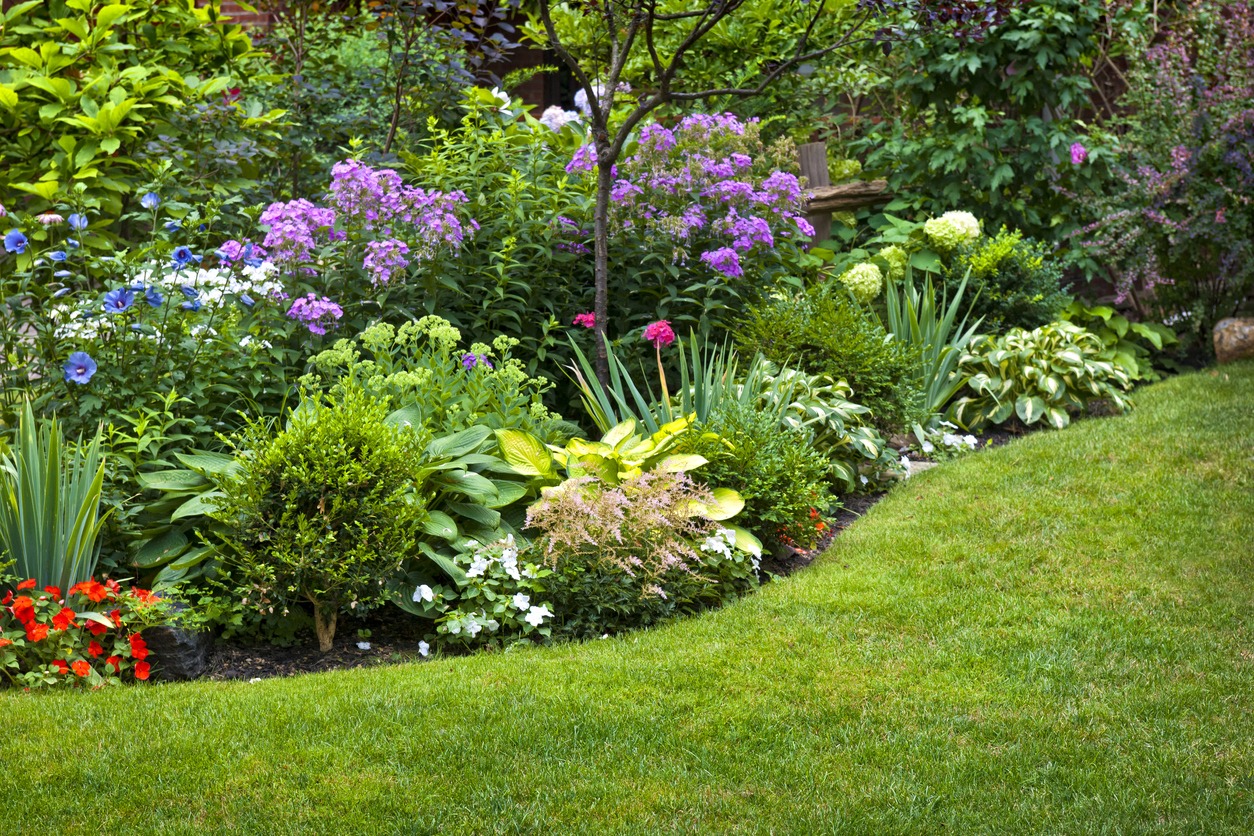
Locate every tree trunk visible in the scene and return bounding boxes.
[312,604,337,653]
[592,151,614,386]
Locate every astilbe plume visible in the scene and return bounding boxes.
[525,472,726,597]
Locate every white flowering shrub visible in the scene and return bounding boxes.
[411,535,555,649]
[836,262,884,304]
[924,211,982,252]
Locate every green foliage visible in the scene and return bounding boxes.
[0,402,107,592]
[1060,301,1178,382]
[738,286,924,431]
[847,1,1156,270]
[948,228,1071,332]
[211,384,432,650]
[397,100,591,377]
[525,471,761,639]
[683,399,834,550]
[881,268,983,415]
[952,320,1133,430]
[0,0,284,237]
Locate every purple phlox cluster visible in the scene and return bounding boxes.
[553,216,591,255]
[792,216,816,238]
[610,180,644,203]
[640,123,676,153]
[461,352,493,370]
[328,160,472,255]
[260,199,337,266]
[700,247,743,279]
[286,294,343,336]
[216,239,267,267]
[677,113,750,137]
[758,171,803,207]
[721,211,775,253]
[363,238,410,286]
[566,143,598,174]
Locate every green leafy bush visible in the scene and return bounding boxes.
[737,287,924,431]
[211,384,432,651]
[524,471,760,638]
[683,400,834,550]
[951,320,1133,430]
[0,0,282,237]
[947,228,1071,332]
[1060,301,1178,382]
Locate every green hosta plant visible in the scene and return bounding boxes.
[1060,301,1178,382]
[951,321,1133,431]
[0,402,108,592]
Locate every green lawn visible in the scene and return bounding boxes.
[5,364,1253,834]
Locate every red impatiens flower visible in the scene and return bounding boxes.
[51,607,77,631]
[44,585,62,599]
[88,640,104,658]
[52,659,69,675]
[133,661,151,681]
[104,578,121,596]
[72,660,91,678]
[1,591,11,606]
[109,609,122,627]
[129,633,149,661]
[0,638,11,648]
[105,655,122,672]
[87,620,108,637]
[12,596,35,624]
[25,622,48,642]
[133,588,155,605]
[16,578,36,590]
[69,580,109,603]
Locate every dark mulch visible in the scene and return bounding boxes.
[203,613,428,681]
[762,491,886,576]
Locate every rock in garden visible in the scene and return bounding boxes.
[1214,318,1254,365]
[143,617,214,682]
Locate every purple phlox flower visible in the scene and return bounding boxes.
[103,288,135,313]
[461,352,493,370]
[757,171,803,208]
[700,247,743,279]
[703,180,758,204]
[700,157,736,179]
[260,199,337,266]
[215,238,267,265]
[363,238,410,286]
[639,123,677,153]
[610,180,644,203]
[286,293,343,336]
[677,112,747,137]
[792,215,817,238]
[729,153,753,170]
[566,143,598,174]
[725,213,775,252]
[63,352,96,385]
[642,320,676,348]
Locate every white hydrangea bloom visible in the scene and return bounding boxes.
[836,262,883,304]
[924,211,982,251]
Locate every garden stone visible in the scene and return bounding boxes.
[1214,318,1254,365]
[142,603,213,681]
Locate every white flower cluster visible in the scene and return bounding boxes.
[698,526,760,573]
[837,262,884,304]
[924,211,982,252]
[142,261,284,308]
[466,533,522,580]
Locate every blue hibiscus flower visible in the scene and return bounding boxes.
[102,288,135,314]
[4,229,27,254]
[63,351,97,384]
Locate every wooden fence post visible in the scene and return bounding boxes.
[798,141,831,244]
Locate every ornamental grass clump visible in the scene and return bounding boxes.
[525,472,759,638]
[211,384,432,652]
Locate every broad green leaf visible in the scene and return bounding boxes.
[445,501,500,529]
[651,454,708,474]
[484,480,528,508]
[425,425,490,460]
[132,529,188,568]
[1045,407,1070,429]
[601,419,636,448]
[95,3,133,30]
[174,451,240,476]
[7,47,42,69]
[422,510,458,541]
[725,524,763,557]
[0,85,16,110]
[385,403,425,430]
[137,469,209,492]
[494,429,554,477]
[1015,395,1046,425]
[170,490,223,520]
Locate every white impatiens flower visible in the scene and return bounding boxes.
[524,605,553,627]
[356,641,371,650]
[963,435,979,448]
[418,641,430,657]
[900,455,912,475]
[860,475,870,485]
[941,432,963,448]
[412,584,434,603]
[921,439,935,454]
[466,555,491,578]
[466,619,483,637]
[512,593,531,611]
[489,87,511,112]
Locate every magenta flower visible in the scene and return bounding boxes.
[1070,143,1088,165]
[643,320,675,348]
[573,312,596,328]
[286,294,343,336]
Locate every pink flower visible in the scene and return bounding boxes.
[1070,143,1088,165]
[643,320,675,348]
[573,312,596,329]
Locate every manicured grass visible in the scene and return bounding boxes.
[5,364,1253,834]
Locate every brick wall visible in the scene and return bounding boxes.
[215,1,274,28]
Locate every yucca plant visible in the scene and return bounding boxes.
[0,402,109,592]
[881,268,984,415]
